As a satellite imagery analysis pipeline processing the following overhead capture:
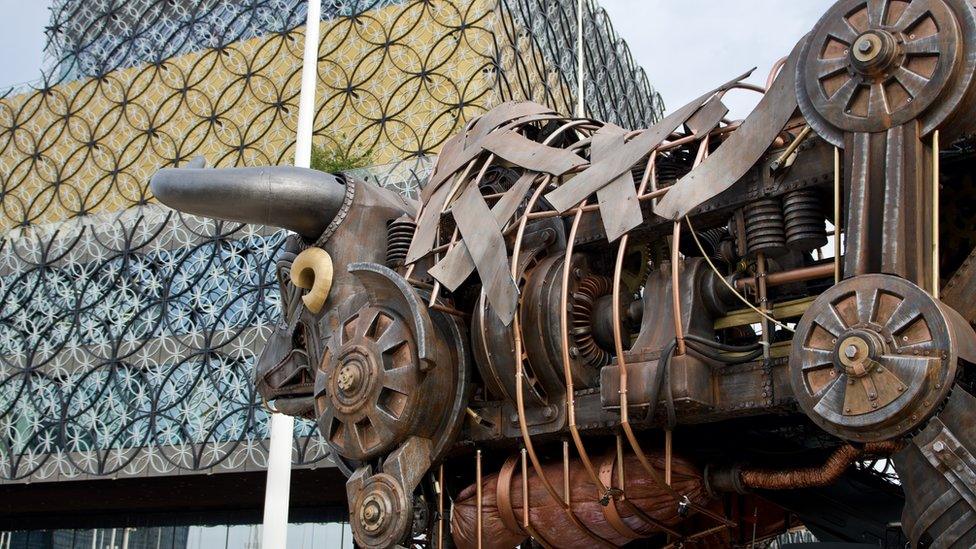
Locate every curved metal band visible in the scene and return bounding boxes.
[597,452,644,542]
[496,454,525,537]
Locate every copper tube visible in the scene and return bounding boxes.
[733,82,767,94]
[756,251,771,359]
[476,449,483,549]
[611,154,689,538]
[429,303,470,319]
[735,263,834,289]
[833,146,841,283]
[615,434,625,497]
[766,56,788,89]
[770,125,811,170]
[563,439,571,505]
[739,441,902,490]
[438,464,444,549]
[560,203,613,501]
[510,175,614,547]
[671,221,686,355]
[665,429,673,486]
[520,448,553,549]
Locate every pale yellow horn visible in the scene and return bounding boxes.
[290,247,334,314]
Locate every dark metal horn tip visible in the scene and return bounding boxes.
[150,165,347,240]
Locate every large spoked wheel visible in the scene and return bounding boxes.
[797,0,976,143]
[315,305,421,461]
[790,274,964,441]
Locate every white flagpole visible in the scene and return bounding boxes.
[262,1,320,547]
[577,0,584,118]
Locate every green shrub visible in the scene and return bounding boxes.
[309,140,373,173]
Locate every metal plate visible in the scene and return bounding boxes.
[544,69,754,213]
[655,39,803,220]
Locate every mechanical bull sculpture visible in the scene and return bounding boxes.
[151,0,976,546]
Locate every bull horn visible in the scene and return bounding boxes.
[290,247,334,314]
[150,166,347,240]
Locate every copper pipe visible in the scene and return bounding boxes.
[770,124,811,170]
[735,263,834,289]
[671,221,686,356]
[615,433,625,497]
[563,439,571,505]
[766,56,788,89]
[665,429,673,486]
[520,448,553,549]
[560,203,613,502]
[612,154,687,538]
[429,303,471,319]
[510,176,614,547]
[756,251,771,359]
[738,441,903,490]
[476,449,483,549]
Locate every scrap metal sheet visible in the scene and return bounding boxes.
[544,69,754,212]
[655,40,804,220]
[428,172,536,291]
[405,183,452,264]
[424,101,554,199]
[481,130,588,176]
[452,185,520,325]
[592,125,642,242]
[685,95,729,138]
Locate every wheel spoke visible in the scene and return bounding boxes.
[819,302,850,336]
[830,19,860,45]
[855,287,879,325]
[316,405,335,437]
[817,56,849,79]
[365,405,397,442]
[867,0,888,28]
[880,354,933,386]
[903,34,941,56]
[814,375,847,411]
[868,82,889,117]
[830,76,860,108]
[377,321,409,353]
[894,0,933,32]
[892,65,929,98]
[382,364,416,393]
[346,419,367,455]
[800,347,836,371]
[885,296,920,335]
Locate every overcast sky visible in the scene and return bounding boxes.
[601,0,835,120]
[0,0,50,89]
[0,0,837,119]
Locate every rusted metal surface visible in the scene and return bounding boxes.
[729,440,902,490]
[544,70,753,213]
[654,39,802,220]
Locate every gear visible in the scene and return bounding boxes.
[789,274,972,441]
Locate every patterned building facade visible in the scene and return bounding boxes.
[0,0,662,486]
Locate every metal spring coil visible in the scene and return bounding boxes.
[743,198,787,256]
[782,189,828,251]
[386,215,416,268]
[571,275,613,368]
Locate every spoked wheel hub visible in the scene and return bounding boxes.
[790,274,968,441]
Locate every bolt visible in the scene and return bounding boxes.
[857,40,872,54]
[933,440,946,453]
[844,344,858,359]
